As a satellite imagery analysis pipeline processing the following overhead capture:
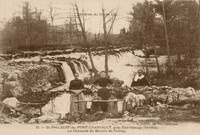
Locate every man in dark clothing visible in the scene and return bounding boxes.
[93,74,113,87]
[92,71,113,112]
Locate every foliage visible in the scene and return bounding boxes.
[20,65,59,93]
[0,2,48,52]
[129,0,200,66]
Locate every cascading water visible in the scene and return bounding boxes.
[77,61,85,73]
[89,51,144,86]
[61,62,74,86]
[42,62,75,117]
[43,50,166,87]
[71,61,81,74]
[82,63,89,72]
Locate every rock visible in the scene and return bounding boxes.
[5,81,24,97]
[123,111,129,117]
[29,113,60,123]
[17,114,29,123]
[186,87,196,96]
[0,78,4,84]
[20,107,41,116]
[182,104,191,109]
[147,87,153,91]
[0,72,9,79]
[0,84,3,92]
[3,97,19,108]
[7,70,22,81]
[149,106,156,113]
[153,89,159,94]
[151,85,157,89]
[41,81,52,91]
[156,102,166,108]
[6,81,18,89]
[3,64,62,98]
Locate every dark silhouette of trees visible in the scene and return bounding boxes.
[129,0,200,73]
[0,2,48,52]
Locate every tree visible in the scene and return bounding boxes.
[129,0,200,74]
[0,2,48,52]
[129,0,161,75]
[102,7,118,76]
[74,3,98,74]
[154,0,200,65]
[162,0,172,73]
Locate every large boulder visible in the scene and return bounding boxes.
[3,64,62,98]
[5,81,23,97]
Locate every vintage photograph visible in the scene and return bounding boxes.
[0,0,200,135]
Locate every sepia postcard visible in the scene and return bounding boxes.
[0,0,200,135]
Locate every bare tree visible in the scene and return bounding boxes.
[74,3,98,74]
[48,2,59,26]
[102,7,118,76]
[23,2,32,49]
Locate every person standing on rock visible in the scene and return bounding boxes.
[92,71,113,112]
[69,73,85,114]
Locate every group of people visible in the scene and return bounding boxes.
[69,69,148,114]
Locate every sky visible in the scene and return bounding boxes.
[0,0,144,34]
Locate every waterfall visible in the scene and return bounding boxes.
[82,63,89,72]
[42,61,75,117]
[61,62,74,86]
[77,61,85,73]
[71,61,80,74]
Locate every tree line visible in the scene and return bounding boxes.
[128,0,200,72]
[0,2,85,53]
